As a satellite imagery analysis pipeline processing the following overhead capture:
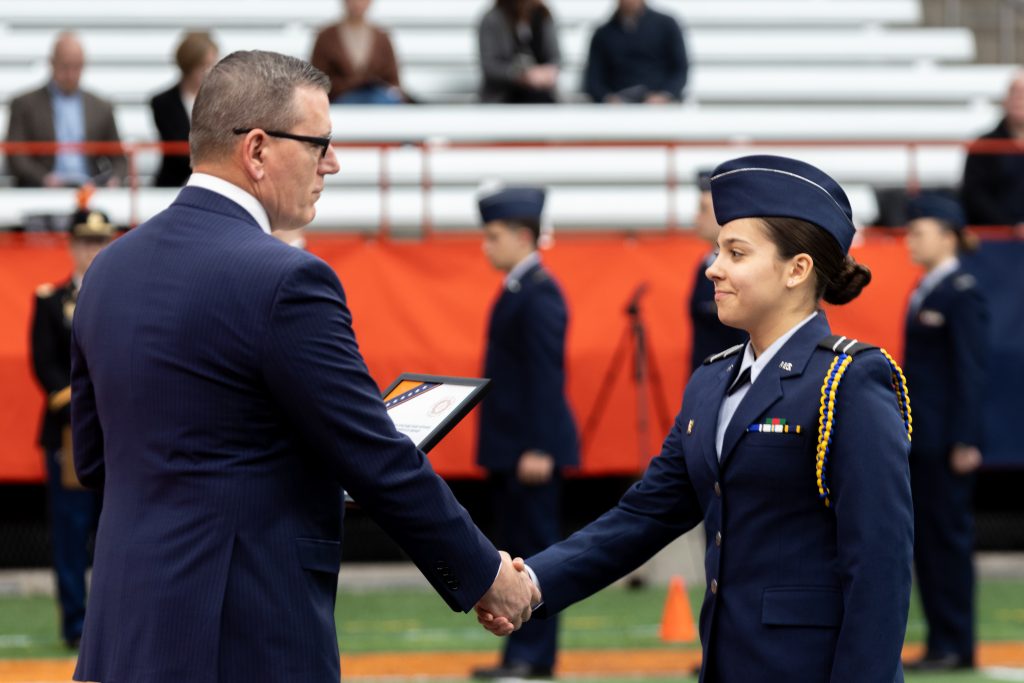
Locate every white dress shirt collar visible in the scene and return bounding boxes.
[186,173,272,235]
[505,251,541,291]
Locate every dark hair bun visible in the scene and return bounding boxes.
[824,257,872,305]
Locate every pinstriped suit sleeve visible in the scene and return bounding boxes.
[70,323,105,489]
[260,257,500,611]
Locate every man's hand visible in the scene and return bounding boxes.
[476,556,540,636]
[475,551,535,636]
[517,450,555,485]
[950,444,982,475]
[644,92,672,104]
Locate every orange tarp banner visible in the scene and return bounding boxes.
[0,231,918,483]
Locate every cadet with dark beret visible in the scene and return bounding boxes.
[473,186,578,679]
[902,193,988,672]
[479,156,915,683]
[30,209,112,648]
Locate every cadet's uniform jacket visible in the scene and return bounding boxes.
[31,278,76,450]
[529,312,914,682]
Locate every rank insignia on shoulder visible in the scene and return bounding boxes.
[703,343,744,365]
[817,335,877,356]
[687,419,694,435]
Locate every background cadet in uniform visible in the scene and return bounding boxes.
[479,156,915,683]
[29,208,112,648]
[688,169,746,374]
[902,193,989,672]
[474,186,579,679]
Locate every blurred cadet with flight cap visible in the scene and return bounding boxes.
[474,185,579,679]
[29,206,114,648]
[688,169,746,374]
[903,192,989,672]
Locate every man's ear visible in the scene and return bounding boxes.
[239,130,268,181]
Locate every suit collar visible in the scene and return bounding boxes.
[172,186,265,232]
[186,173,271,233]
[716,312,830,468]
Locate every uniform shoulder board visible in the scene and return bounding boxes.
[703,343,744,365]
[953,273,977,291]
[35,283,56,298]
[817,335,877,356]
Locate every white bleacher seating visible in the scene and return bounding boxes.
[0,0,1007,234]
[0,1,920,31]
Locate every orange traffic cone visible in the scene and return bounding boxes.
[660,575,697,643]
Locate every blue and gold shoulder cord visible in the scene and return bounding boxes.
[815,336,912,507]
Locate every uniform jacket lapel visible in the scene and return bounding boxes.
[697,360,735,477]
[719,313,830,468]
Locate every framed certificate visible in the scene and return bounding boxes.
[382,373,490,453]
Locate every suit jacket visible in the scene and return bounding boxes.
[150,84,192,187]
[961,117,1024,226]
[30,278,76,450]
[70,187,499,683]
[903,266,989,456]
[310,22,401,101]
[5,85,126,187]
[689,253,747,373]
[478,263,578,472]
[529,313,913,683]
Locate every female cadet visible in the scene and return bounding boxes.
[478,155,915,683]
[902,194,988,671]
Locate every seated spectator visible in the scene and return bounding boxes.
[962,71,1024,233]
[478,0,560,103]
[150,32,219,187]
[6,32,126,187]
[583,0,688,104]
[311,0,404,104]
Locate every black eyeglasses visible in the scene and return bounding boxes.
[232,127,332,159]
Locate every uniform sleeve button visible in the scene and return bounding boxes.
[710,579,719,594]
[715,531,722,547]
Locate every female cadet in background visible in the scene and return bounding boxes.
[311,0,405,104]
[478,0,560,103]
[902,194,988,672]
[150,32,218,187]
[478,155,915,683]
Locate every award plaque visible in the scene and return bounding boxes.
[382,373,490,453]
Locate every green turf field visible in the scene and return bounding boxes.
[1,578,1022,682]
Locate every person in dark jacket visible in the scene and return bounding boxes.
[961,71,1024,233]
[473,186,578,679]
[902,193,989,672]
[583,0,688,104]
[30,208,112,647]
[150,32,219,187]
[478,0,561,103]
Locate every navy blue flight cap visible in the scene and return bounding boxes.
[709,155,856,253]
[696,168,713,192]
[906,192,965,232]
[478,186,546,224]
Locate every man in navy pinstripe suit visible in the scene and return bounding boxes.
[69,51,535,683]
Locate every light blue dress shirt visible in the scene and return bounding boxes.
[49,81,90,185]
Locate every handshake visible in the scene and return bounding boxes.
[474,551,541,636]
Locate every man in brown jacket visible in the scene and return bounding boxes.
[6,32,126,187]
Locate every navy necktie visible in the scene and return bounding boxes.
[727,366,752,396]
